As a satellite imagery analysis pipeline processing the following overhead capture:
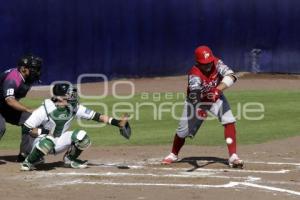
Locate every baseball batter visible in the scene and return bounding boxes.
[162,45,244,168]
[21,82,131,171]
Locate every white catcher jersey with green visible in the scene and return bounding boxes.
[24,99,96,137]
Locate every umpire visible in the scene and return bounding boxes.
[0,54,42,162]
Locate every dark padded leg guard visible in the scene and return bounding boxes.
[26,147,45,164]
[65,145,83,161]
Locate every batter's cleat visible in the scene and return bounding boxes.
[161,153,178,165]
[20,160,33,171]
[64,156,88,169]
[228,153,244,169]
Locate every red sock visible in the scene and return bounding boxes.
[171,134,185,155]
[224,123,237,156]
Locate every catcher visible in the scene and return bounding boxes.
[162,45,244,168]
[20,82,131,171]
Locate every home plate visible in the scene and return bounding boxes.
[88,162,130,169]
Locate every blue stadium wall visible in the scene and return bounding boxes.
[0,0,299,84]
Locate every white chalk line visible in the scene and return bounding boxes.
[32,158,300,197]
[91,158,300,171]
[35,171,260,181]
[83,161,299,196]
[152,167,290,174]
[257,180,300,187]
[239,182,300,196]
[46,179,300,196]
[31,171,300,188]
[136,158,300,167]
[46,179,240,189]
[88,161,290,174]
[245,161,300,166]
[36,170,300,194]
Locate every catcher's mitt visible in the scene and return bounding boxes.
[119,122,131,139]
[119,113,131,139]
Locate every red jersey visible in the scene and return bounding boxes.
[187,59,235,100]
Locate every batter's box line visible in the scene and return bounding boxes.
[145,158,300,167]
[34,171,261,182]
[87,161,290,174]
[245,160,300,166]
[45,180,300,197]
[153,167,290,174]
[153,157,300,164]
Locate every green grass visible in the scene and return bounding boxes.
[0,90,300,149]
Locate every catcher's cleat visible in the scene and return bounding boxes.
[161,153,178,165]
[228,153,244,169]
[20,160,33,171]
[64,156,88,169]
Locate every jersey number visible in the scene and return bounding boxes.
[6,88,14,96]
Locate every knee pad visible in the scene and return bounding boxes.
[36,136,55,155]
[71,129,91,150]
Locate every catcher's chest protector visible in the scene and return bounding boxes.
[43,99,75,137]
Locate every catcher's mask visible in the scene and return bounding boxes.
[18,54,42,84]
[52,82,78,108]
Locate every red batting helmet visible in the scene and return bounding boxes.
[195,46,215,64]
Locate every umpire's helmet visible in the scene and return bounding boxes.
[18,54,42,84]
[52,82,78,107]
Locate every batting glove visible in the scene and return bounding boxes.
[207,88,222,102]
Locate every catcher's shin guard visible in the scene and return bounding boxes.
[71,129,91,150]
[63,145,88,169]
[65,144,83,160]
[64,130,90,169]
[36,136,55,155]
[20,147,45,171]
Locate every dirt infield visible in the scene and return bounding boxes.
[1,73,300,200]
[0,136,300,200]
[28,73,300,98]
